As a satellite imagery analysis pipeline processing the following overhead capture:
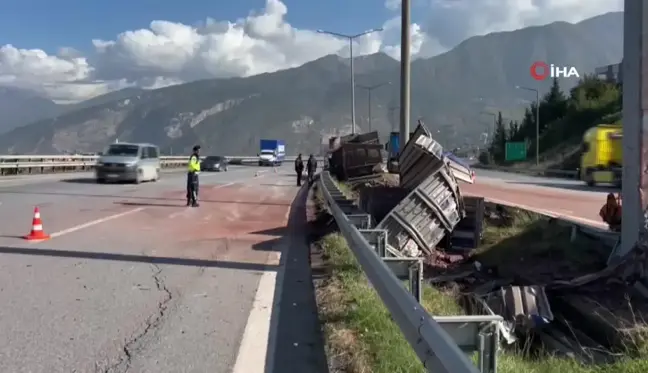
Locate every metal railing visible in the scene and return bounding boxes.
[473,164,578,179]
[319,170,494,373]
[0,155,306,175]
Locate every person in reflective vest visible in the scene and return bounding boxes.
[187,145,201,207]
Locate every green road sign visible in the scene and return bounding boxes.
[505,142,527,161]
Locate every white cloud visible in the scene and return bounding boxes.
[0,0,624,103]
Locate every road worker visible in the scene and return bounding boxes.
[187,145,201,207]
[599,192,622,232]
[295,153,304,186]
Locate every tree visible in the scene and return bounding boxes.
[508,120,519,140]
[488,111,508,161]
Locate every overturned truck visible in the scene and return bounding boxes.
[373,122,479,257]
[328,131,384,181]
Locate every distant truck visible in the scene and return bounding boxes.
[580,123,622,186]
[258,139,286,166]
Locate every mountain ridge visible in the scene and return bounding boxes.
[0,11,623,155]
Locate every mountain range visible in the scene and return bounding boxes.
[0,12,624,155]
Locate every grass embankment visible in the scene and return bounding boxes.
[315,193,648,373]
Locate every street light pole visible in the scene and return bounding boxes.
[317,28,384,135]
[480,112,497,139]
[357,82,391,131]
[400,0,411,151]
[516,85,540,166]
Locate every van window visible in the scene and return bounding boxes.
[147,146,159,159]
[105,144,140,157]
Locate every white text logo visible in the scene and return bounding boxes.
[530,61,579,81]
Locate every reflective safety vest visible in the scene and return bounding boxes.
[188,154,201,173]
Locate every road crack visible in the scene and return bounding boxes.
[99,264,173,373]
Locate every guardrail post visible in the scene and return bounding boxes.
[382,257,423,302]
[347,214,372,229]
[358,229,388,257]
[408,259,423,303]
[433,316,501,373]
[570,225,579,242]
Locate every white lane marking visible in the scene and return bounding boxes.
[232,250,283,373]
[168,208,191,219]
[485,197,606,229]
[44,207,145,239]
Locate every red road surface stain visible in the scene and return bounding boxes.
[113,183,297,264]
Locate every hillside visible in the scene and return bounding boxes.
[0,87,61,134]
[0,11,624,155]
[482,75,622,171]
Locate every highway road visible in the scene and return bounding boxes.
[0,165,326,373]
[466,169,614,228]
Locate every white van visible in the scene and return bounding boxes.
[95,143,161,184]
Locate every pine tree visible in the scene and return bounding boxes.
[508,120,519,140]
[488,111,508,161]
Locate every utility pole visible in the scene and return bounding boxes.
[356,82,391,132]
[616,0,648,261]
[399,0,411,151]
[317,28,383,134]
[515,85,540,166]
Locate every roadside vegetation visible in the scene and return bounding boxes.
[313,187,648,373]
[479,76,621,171]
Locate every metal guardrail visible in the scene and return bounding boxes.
[474,164,578,179]
[0,155,309,175]
[319,171,500,373]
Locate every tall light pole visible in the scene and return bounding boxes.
[516,85,540,166]
[317,28,383,134]
[617,0,647,261]
[480,112,497,139]
[356,82,391,131]
[400,0,412,152]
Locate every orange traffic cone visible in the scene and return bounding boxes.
[24,207,50,241]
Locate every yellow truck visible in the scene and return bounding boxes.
[579,123,622,186]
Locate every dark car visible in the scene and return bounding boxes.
[201,156,228,172]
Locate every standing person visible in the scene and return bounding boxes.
[295,153,304,186]
[186,145,201,207]
[307,154,317,185]
[599,192,622,232]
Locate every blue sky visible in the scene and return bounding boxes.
[0,0,622,102]
[0,0,400,53]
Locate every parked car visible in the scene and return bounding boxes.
[201,156,228,172]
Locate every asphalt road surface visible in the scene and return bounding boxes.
[0,165,327,373]
[468,169,614,228]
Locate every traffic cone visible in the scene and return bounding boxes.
[24,207,50,241]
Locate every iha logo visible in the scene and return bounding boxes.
[529,61,580,81]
